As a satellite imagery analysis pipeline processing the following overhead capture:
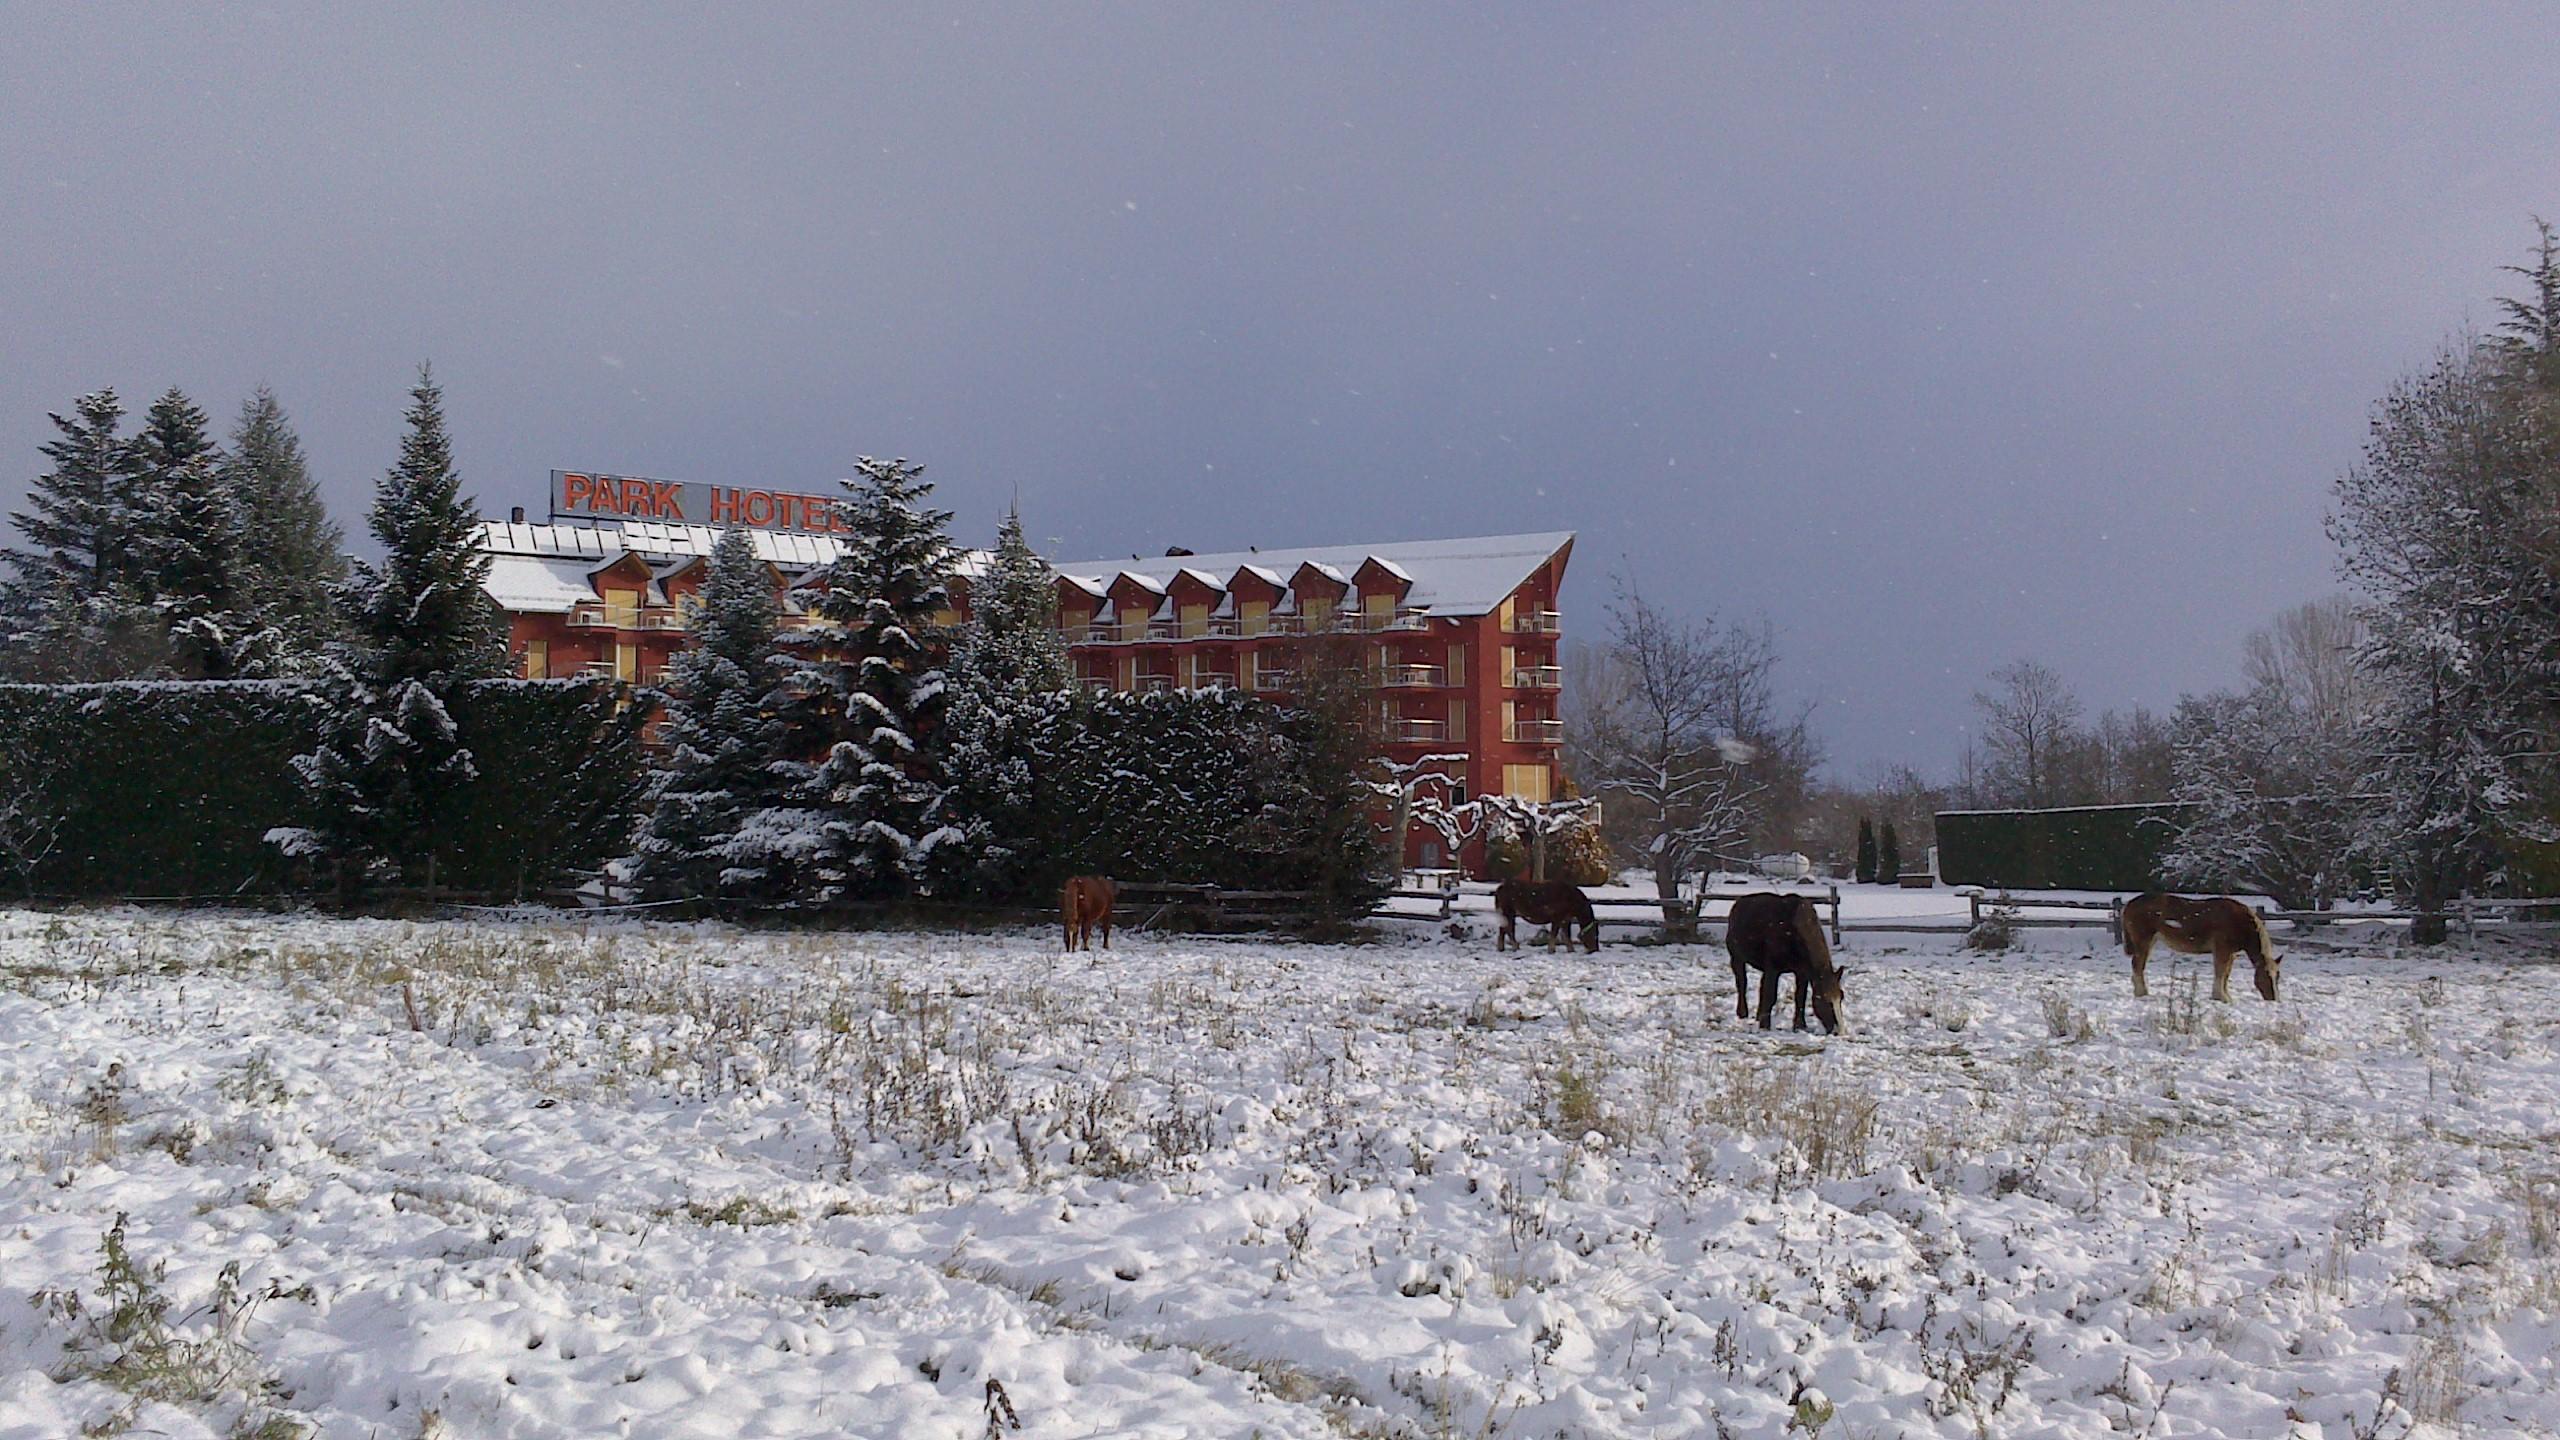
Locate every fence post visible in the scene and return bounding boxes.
[2107,897,2123,947]
[2459,892,2475,943]
[1968,892,1981,932]
[1827,884,1842,945]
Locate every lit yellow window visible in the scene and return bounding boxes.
[615,643,637,682]
[1180,603,1208,637]
[525,639,549,679]
[1448,647,1466,686]
[1503,764,1552,802]
[603,587,643,628]
[1448,697,1467,741]
[1364,592,1392,625]
[1241,600,1269,636]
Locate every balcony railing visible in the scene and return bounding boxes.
[1391,718,1450,743]
[1382,664,1448,689]
[1191,671,1237,690]
[567,602,686,631]
[1510,609,1563,635]
[1188,617,1242,639]
[1066,622,1113,644]
[1251,666,1300,691]
[1077,675,1116,693]
[1368,609,1432,633]
[1259,613,1308,636]
[1511,665,1562,690]
[1506,718,1565,744]
[1133,672,1177,692]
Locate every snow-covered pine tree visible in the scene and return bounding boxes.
[633,527,789,907]
[273,366,504,899]
[1877,822,1902,886]
[942,505,1072,899]
[132,387,277,679]
[2330,330,2560,941]
[0,390,167,680]
[226,388,346,662]
[761,456,967,903]
[1854,817,1877,884]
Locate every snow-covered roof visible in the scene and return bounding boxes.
[1047,531,1573,619]
[484,554,602,614]
[476,520,988,587]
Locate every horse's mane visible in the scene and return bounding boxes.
[2246,903,2273,958]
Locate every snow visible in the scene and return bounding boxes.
[2,907,2555,1438]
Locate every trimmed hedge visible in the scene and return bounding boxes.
[0,679,643,900]
[1934,803,2193,892]
[950,687,1389,915]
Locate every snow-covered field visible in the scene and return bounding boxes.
[2,908,2555,1439]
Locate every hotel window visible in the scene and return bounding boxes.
[1502,764,1552,802]
[1448,696,1467,742]
[603,586,643,628]
[1241,599,1269,636]
[1447,647,1464,686]
[1180,602,1208,638]
[615,643,638,683]
[524,639,549,679]
[1363,592,1392,627]
[1304,595,1336,627]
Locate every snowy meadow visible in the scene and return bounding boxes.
[0,908,2554,1439]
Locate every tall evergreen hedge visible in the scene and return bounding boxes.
[0,679,642,899]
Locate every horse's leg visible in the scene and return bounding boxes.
[1099,907,1112,950]
[2211,942,2234,1002]
[1757,967,1782,1030]
[1792,969,1810,1031]
[2128,929,2152,997]
[1497,910,1515,951]
[1732,958,1751,1020]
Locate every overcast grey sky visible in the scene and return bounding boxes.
[4,5,2555,774]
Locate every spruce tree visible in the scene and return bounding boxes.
[1,390,165,678]
[634,527,789,906]
[761,456,968,902]
[1853,817,1877,884]
[276,366,502,898]
[943,506,1070,898]
[132,387,272,678]
[1877,822,1902,886]
[226,388,346,658]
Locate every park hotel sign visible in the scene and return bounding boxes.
[550,469,849,535]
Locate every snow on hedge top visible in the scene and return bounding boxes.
[1049,530,1574,620]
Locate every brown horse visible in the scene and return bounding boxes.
[1494,880,1599,952]
[1062,875,1117,953]
[1727,891,1848,1033]
[2123,892,2279,1001]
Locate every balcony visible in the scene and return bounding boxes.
[1506,718,1565,745]
[1183,616,1242,639]
[1190,670,1237,690]
[1067,622,1114,644]
[1510,609,1563,635]
[1511,665,1562,690]
[567,602,686,632]
[1382,663,1448,689]
[1077,675,1116,694]
[1390,718,1450,744]
[1133,672,1178,692]
[1366,609,1432,633]
[1251,666,1300,692]
[1259,613,1308,636]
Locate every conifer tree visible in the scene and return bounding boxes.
[275,367,503,898]
[954,506,1067,695]
[1853,817,1877,884]
[943,506,1071,898]
[226,388,346,657]
[759,456,968,902]
[634,527,789,906]
[1877,822,1902,886]
[1,390,166,678]
[132,387,275,678]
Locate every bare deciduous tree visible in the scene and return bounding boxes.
[1971,659,2084,809]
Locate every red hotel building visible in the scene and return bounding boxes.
[478,497,1571,869]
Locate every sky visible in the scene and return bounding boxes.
[4,5,2556,776]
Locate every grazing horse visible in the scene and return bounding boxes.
[1727,891,1848,1034]
[2122,892,2279,1001]
[1494,880,1600,953]
[1061,875,1117,953]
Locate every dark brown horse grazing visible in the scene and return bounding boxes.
[1062,875,1117,953]
[1727,891,1848,1033]
[1494,880,1599,952]
[2122,892,2279,1001]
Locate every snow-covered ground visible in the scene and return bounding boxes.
[2,907,2554,1439]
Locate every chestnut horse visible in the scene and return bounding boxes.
[1062,875,1117,953]
[1494,880,1599,952]
[2122,892,2279,1001]
[1727,891,1848,1033]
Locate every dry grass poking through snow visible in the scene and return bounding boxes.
[0,908,2556,1438]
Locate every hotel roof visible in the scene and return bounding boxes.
[1048,531,1572,620]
